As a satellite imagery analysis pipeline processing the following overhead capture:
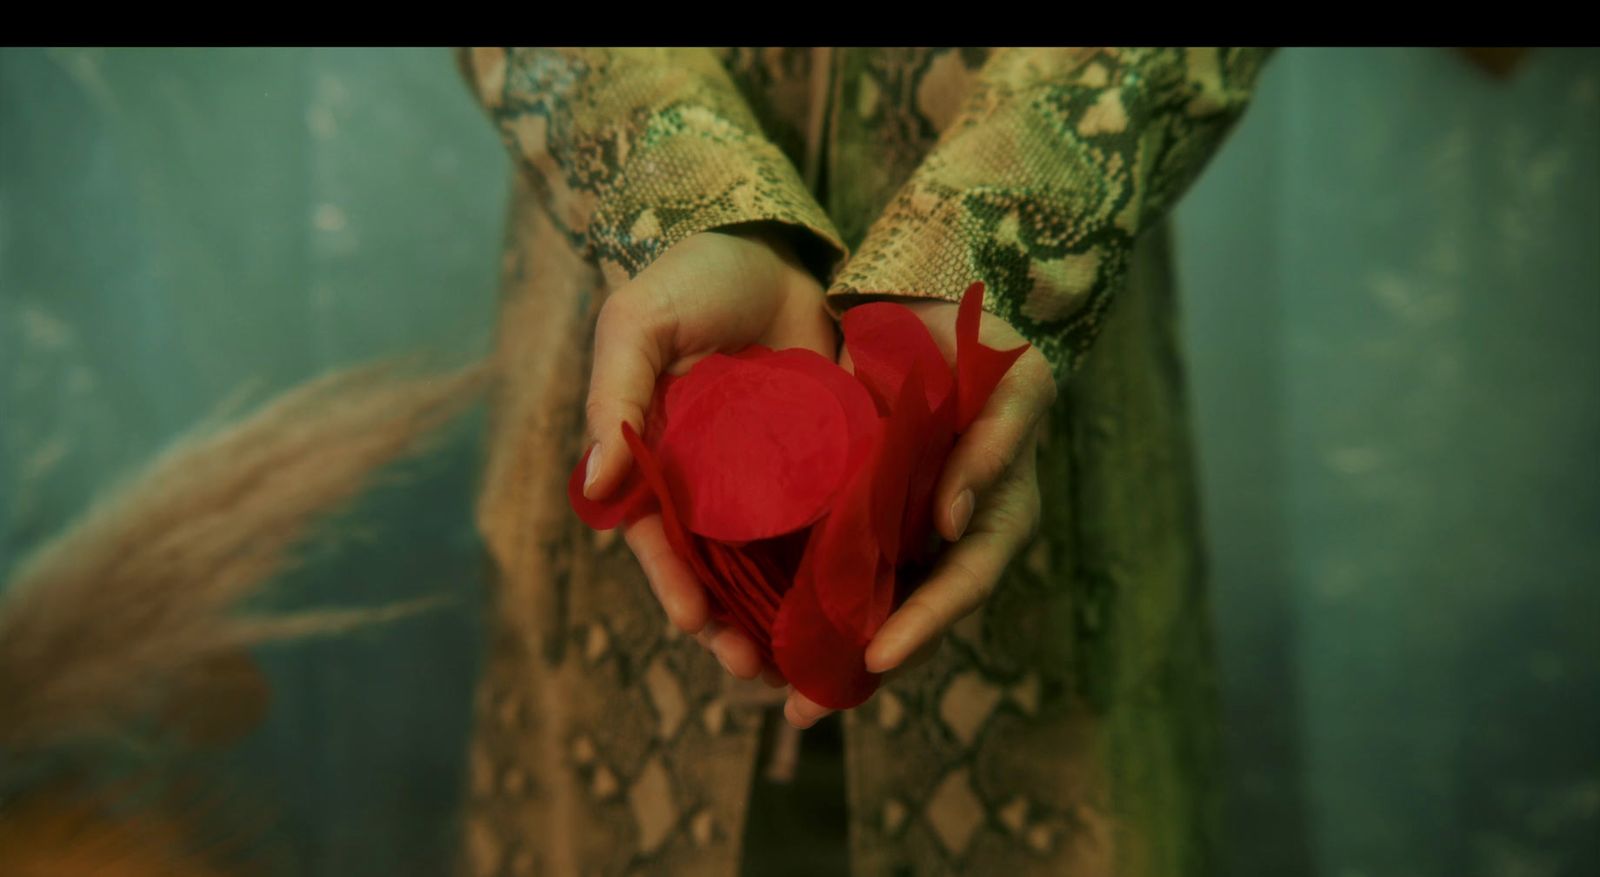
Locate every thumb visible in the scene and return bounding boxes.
[934,349,1054,540]
[583,293,670,500]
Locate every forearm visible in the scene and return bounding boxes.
[456,47,845,286]
[828,47,1272,380]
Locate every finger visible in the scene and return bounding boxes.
[784,689,835,729]
[623,515,709,634]
[864,529,1016,674]
[886,635,943,679]
[584,291,670,500]
[934,349,1054,541]
[695,621,763,680]
[780,636,942,728]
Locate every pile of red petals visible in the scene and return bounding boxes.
[569,282,1028,709]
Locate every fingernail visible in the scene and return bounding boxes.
[950,490,974,540]
[665,594,693,632]
[583,443,602,492]
[866,619,911,674]
[785,700,815,729]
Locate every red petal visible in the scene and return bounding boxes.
[755,347,881,452]
[723,545,784,617]
[619,422,691,556]
[866,369,920,564]
[739,529,809,593]
[661,359,725,428]
[898,393,957,567]
[771,570,882,711]
[567,444,652,530]
[808,442,895,642]
[657,353,852,542]
[955,281,1029,432]
[700,538,775,657]
[620,423,748,651]
[841,302,953,414]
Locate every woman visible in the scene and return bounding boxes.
[454,47,1267,876]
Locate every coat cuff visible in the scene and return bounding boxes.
[585,113,847,288]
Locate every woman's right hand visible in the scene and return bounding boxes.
[581,225,836,683]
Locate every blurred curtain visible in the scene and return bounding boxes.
[1177,47,1599,877]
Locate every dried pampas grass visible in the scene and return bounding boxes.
[0,361,489,753]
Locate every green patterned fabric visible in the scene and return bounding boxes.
[827,48,1270,380]
[466,47,1268,381]
[456,47,1268,876]
[461,48,847,287]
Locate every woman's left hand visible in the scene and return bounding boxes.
[785,299,1057,729]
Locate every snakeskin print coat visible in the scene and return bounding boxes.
[453,47,1269,876]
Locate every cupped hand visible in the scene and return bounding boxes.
[785,298,1057,729]
[582,225,835,683]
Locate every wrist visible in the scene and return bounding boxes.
[711,221,835,289]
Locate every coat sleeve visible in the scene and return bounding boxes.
[826,47,1272,382]
[455,47,846,286]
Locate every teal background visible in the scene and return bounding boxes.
[3,48,1597,876]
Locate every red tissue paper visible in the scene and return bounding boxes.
[568,282,1028,709]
